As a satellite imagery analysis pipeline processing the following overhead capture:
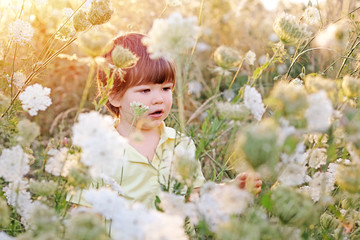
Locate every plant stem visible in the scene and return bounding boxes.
[10,44,18,100]
[75,58,96,120]
[336,36,360,79]
[175,59,185,133]
[229,59,244,89]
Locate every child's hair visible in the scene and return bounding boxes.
[97,33,176,117]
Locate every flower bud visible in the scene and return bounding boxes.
[304,74,337,95]
[273,12,310,44]
[111,45,139,69]
[78,30,111,57]
[55,24,76,41]
[235,119,280,170]
[73,9,91,32]
[320,213,340,230]
[88,0,114,25]
[268,81,308,116]
[16,119,40,147]
[270,186,318,227]
[214,45,241,69]
[216,102,250,121]
[342,75,360,98]
[29,179,58,196]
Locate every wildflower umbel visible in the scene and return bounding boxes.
[8,19,34,45]
[87,0,114,25]
[72,111,127,177]
[0,145,29,182]
[111,46,139,69]
[78,30,111,57]
[244,50,256,65]
[244,85,265,121]
[19,83,52,116]
[273,12,310,44]
[142,12,200,60]
[130,101,149,118]
[214,45,241,69]
[305,91,333,132]
[7,71,26,89]
[303,6,321,25]
[73,9,91,32]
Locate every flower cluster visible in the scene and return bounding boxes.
[8,19,34,45]
[18,83,52,116]
[142,12,200,60]
[244,85,266,121]
[72,111,127,177]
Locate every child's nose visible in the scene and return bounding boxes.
[152,95,164,104]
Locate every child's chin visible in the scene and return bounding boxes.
[141,120,162,130]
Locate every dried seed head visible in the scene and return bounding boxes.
[73,9,91,32]
[213,45,241,69]
[111,45,139,69]
[88,0,114,25]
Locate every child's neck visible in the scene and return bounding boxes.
[115,120,161,161]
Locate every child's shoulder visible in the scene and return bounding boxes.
[162,125,195,150]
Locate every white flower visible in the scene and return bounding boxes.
[143,211,188,240]
[196,182,252,231]
[187,80,202,96]
[72,111,127,177]
[244,85,265,121]
[83,188,128,219]
[306,172,335,202]
[0,145,29,182]
[307,148,327,169]
[278,162,308,186]
[280,142,307,164]
[142,12,200,60]
[166,0,182,7]
[305,91,333,132]
[45,148,79,177]
[303,6,321,25]
[8,19,34,45]
[216,102,250,121]
[0,232,15,240]
[19,83,52,116]
[244,50,256,65]
[110,202,187,240]
[130,101,149,118]
[159,192,198,224]
[7,71,26,88]
[3,180,33,224]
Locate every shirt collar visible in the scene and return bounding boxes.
[158,122,176,146]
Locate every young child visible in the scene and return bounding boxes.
[96,33,261,209]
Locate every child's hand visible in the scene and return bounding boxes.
[234,172,262,195]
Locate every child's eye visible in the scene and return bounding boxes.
[140,89,150,93]
[162,87,171,91]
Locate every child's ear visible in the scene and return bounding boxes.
[108,92,121,107]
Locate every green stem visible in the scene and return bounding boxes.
[286,47,336,79]
[10,44,18,100]
[1,36,78,118]
[175,59,185,133]
[229,59,244,89]
[76,58,96,120]
[336,36,360,79]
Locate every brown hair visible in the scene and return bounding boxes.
[97,33,176,117]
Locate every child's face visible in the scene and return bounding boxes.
[117,82,173,130]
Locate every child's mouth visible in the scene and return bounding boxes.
[149,110,163,117]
